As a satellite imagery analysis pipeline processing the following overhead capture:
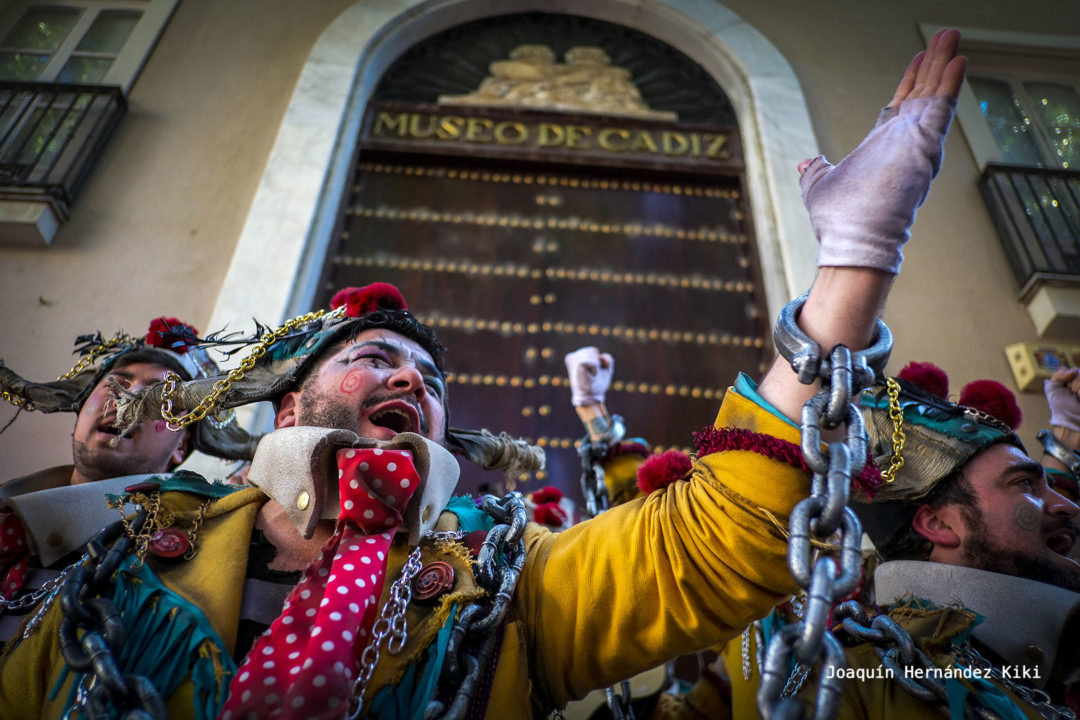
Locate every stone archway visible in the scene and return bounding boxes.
[208,0,820,333]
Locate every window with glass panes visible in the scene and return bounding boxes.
[966,45,1080,170]
[962,44,1080,286]
[0,2,145,85]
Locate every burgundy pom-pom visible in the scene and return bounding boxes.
[959,379,1022,430]
[330,283,408,318]
[531,486,563,504]
[534,502,567,527]
[145,317,199,354]
[897,361,949,399]
[637,450,692,495]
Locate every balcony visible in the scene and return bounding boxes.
[0,82,126,245]
[980,163,1080,337]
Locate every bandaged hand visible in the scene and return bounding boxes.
[1046,367,1080,433]
[800,94,957,274]
[564,347,614,407]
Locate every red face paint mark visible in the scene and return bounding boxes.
[154,420,168,433]
[340,369,364,394]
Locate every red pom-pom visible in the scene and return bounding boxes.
[637,450,692,495]
[330,283,408,318]
[534,502,567,527]
[145,317,199,355]
[897,361,949,399]
[531,486,563,504]
[959,379,1022,430]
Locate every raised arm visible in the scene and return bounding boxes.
[757,29,967,421]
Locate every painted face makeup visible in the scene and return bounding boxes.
[287,329,446,444]
[71,361,190,484]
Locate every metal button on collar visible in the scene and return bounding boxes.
[297,491,310,511]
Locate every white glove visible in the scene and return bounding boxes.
[1046,368,1080,433]
[800,94,957,274]
[564,347,614,407]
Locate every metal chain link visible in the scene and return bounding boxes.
[0,560,79,613]
[879,377,906,484]
[423,492,528,720]
[58,335,136,381]
[577,415,626,518]
[1,335,136,412]
[833,601,948,706]
[576,417,642,720]
[758,294,892,720]
[159,306,343,430]
[0,389,35,411]
[349,544,426,717]
[955,644,1077,720]
[58,509,167,719]
[604,681,635,720]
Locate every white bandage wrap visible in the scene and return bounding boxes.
[800,94,957,274]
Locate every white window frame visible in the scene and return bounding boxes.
[0,0,179,93]
[920,24,1080,171]
[967,73,1080,169]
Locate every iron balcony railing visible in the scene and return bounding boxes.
[980,162,1080,298]
[0,81,126,208]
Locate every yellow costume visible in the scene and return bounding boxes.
[0,390,808,718]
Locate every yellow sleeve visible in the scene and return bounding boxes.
[519,389,809,707]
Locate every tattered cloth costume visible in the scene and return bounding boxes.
[0,284,814,719]
[0,318,245,641]
[718,373,1080,720]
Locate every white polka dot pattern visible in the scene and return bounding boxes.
[220,447,420,719]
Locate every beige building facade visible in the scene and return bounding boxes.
[1,0,1078,480]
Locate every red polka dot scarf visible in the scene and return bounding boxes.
[0,512,29,600]
[220,447,420,719]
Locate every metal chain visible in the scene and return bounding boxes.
[758,293,892,720]
[58,335,136,381]
[0,557,84,614]
[879,377,906,484]
[577,415,626,518]
[349,544,425,716]
[160,306,343,430]
[423,492,528,720]
[955,644,1077,720]
[1037,429,1080,477]
[604,681,635,720]
[58,509,167,719]
[833,601,948,706]
[0,389,35,411]
[742,625,754,681]
[576,418,643,720]
[743,596,808,690]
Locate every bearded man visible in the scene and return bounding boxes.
[1,29,968,720]
[0,318,242,635]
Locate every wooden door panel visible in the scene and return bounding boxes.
[319,129,769,501]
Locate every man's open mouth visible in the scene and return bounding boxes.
[96,420,122,436]
[1046,529,1077,556]
[368,403,419,434]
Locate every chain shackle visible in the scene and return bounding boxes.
[759,295,893,720]
[773,295,892,385]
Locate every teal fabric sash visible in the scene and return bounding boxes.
[52,555,235,719]
[365,495,495,718]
